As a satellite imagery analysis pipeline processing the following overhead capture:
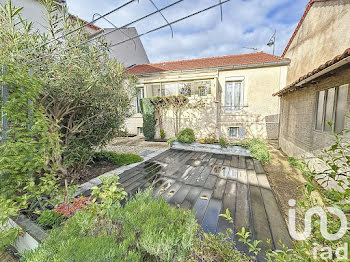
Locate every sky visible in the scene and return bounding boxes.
[66,0,310,63]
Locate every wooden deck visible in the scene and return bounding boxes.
[118,148,293,259]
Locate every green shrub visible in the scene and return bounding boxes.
[93,151,142,166]
[188,229,253,262]
[23,189,197,262]
[142,98,155,139]
[203,132,217,144]
[167,137,176,146]
[177,128,196,144]
[160,129,166,140]
[38,210,65,229]
[240,139,270,163]
[219,137,228,148]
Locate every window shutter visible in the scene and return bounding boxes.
[239,127,245,139]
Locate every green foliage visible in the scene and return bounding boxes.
[160,128,166,139]
[38,210,64,229]
[219,208,233,224]
[177,128,196,144]
[287,157,305,171]
[0,0,136,174]
[264,114,350,261]
[167,137,176,146]
[93,151,142,166]
[236,227,261,257]
[239,139,270,163]
[187,229,253,262]
[23,189,197,262]
[0,64,62,250]
[219,137,228,148]
[142,98,155,139]
[202,132,217,144]
[90,175,127,216]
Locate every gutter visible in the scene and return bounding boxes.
[133,60,290,77]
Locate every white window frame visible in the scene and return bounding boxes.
[228,127,239,138]
[225,81,243,112]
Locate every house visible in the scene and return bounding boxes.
[273,0,350,158]
[0,0,149,67]
[126,52,290,140]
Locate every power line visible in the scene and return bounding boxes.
[30,0,184,62]
[34,0,230,65]
[20,0,138,55]
[148,0,174,38]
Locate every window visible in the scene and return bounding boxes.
[199,86,208,96]
[162,83,177,96]
[315,84,348,132]
[151,84,161,97]
[228,127,239,138]
[136,88,144,113]
[225,81,243,111]
[137,127,143,136]
[179,82,192,96]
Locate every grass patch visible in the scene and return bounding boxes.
[237,139,270,163]
[93,151,142,166]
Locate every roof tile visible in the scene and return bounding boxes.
[274,48,350,96]
[126,52,290,75]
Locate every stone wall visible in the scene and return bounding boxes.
[284,0,350,85]
[279,65,350,157]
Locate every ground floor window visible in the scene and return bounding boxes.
[228,127,239,138]
[137,127,143,136]
[315,84,348,132]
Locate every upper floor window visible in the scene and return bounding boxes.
[225,81,243,111]
[315,84,348,133]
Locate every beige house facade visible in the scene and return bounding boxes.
[275,0,350,158]
[126,52,289,140]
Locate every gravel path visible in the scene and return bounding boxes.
[102,136,168,155]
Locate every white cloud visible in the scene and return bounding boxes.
[66,0,309,62]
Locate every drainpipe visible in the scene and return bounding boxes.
[215,69,221,138]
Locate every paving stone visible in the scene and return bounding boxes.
[254,159,265,174]
[246,158,255,170]
[192,189,213,223]
[212,178,226,199]
[231,155,239,168]
[201,198,222,234]
[161,182,183,201]
[204,175,218,189]
[169,185,191,205]
[238,155,246,169]
[216,180,236,237]
[180,186,202,210]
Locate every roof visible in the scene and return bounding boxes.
[274,48,350,96]
[126,52,290,75]
[69,15,102,31]
[282,0,338,57]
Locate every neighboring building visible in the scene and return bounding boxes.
[274,0,350,158]
[126,52,289,140]
[0,0,149,67]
